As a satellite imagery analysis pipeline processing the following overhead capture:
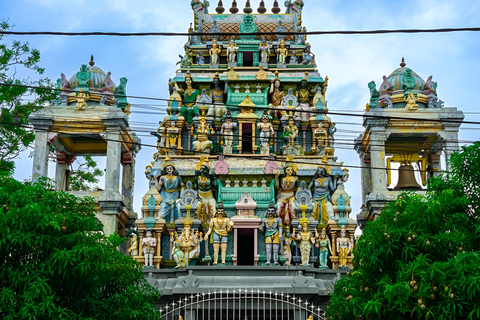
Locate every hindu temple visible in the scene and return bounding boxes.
[27,1,464,319]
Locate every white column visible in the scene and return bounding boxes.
[443,125,460,172]
[32,130,49,182]
[105,130,122,193]
[55,163,69,191]
[369,129,388,193]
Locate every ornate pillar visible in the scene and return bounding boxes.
[443,123,461,172]
[301,124,308,150]
[121,152,135,217]
[105,129,122,194]
[155,230,162,269]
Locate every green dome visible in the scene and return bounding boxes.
[69,63,116,91]
[386,64,425,92]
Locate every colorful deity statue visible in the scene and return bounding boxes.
[282,227,293,266]
[259,201,283,265]
[192,116,214,154]
[259,36,271,64]
[257,111,274,155]
[157,157,184,222]
[208,73,228,122]
[405,90,418,111]
[226,38,238,64]
[114,77,128,109]
[275,159,298,226]
[367,81,380,108]
[170,220,203,268]
[292,220,315,267]
[312,83,326,111]
[220,111,237,154]
[142,230,156,268]
[277,39,288,65]
[166,120,179,153]
[194,156,217,223]
[308,164,339,227]
[209,38,221,65]
[269,73,285,119]
[204,201,234,265]
[283,115,299,147]
[75,89,89,111]
[337,226,351,268]
[179,71,200,123]
[295,74,313,121]
[315,228,331,269]
[402,68,417,98]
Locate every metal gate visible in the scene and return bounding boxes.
[160,289,325,320]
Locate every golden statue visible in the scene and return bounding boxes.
[292,220,315,266]
[405,91,418,111]
[284,115,299,147]
[277,39,288,65]
[192,116,214,153]
[336,226,351,267]
[226,38,238,63]
[75,89,89,111]
[209,38,221,65]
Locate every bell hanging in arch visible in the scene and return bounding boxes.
[394,164,422,190]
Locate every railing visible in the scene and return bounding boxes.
[160,289,325,320]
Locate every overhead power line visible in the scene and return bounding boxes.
[2,27,480,37]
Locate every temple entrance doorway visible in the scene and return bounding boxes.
[242,123,253,153]
[237,228,255,265]
[243,51,253,66]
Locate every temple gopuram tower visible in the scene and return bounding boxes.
[131,1,356,317]
[355,58,464,229]
[29,57,141,238]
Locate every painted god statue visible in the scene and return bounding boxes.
[259,36,271,64]
[226,38,238,64]
[192,116,214,154]
[179,71,200,123]
[257,111,274,155]
[268,74,284,119]
[209,38,221,65]
[315,228,332,269]
[171,220,203,268]
[282,227,293,266]
[292,221,315,267]
[275,160,298,226]
[220,111,237,154]
[194,156,217,223]
[157,157,184,222]
[259,201,283,265]
[204,201,234,265]
[283,115,299,148]
[142,230,156,268]
[208,73,228,122]
[337,226,351,268]
[295,75,313,121]
[277,39,288,65]
[308,164,339,227]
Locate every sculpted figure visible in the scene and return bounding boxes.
[196,51,205,65]
[277,39,288,65]
[301,43,315,66]
[290,50,299,64]
[312,83,326,111]
[275,161,298,226]
[204,202,234,265]
[283,115,298,147]
[268,76,284,119]
[220,111,237,151]
[209,38,221,65]
[179,71,200,123]
[380,75,391,91]
[226,38,238,64]
[194,156,217,223]
[208,73,228,121]
[315,228,332,269]
[282,227,293,266]
[166,120,179,148]
[402,68,416,97]
[313,123,328,155]
[127,234,138,257]
[292,221,315,267]
[259,36,271,64]
[257,111,274,154]
[259,201,283,265]
[368,81,380,106]
[157,157,184,221]
[296,77,313,121]
[75,89,89,111]
[142,230,156,268]
[192,116,214,153]
[171,221,203,268]
[308,165,338,226]
[405,91,418,111]
[337,226,351,267]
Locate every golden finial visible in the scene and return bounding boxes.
[274,70,279,78]
[89,55,95,66]
[400,57,406,68]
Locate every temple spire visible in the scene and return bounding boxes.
[89,55,95,66]
[400,57,406,68]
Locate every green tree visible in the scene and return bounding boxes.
[68,156,104,191]
[0,20,56,176]
[326,142,480,320]
[0,177,160,319]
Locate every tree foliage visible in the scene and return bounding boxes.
[0,177,160,319]
[68,156,104,191]
[0,20,56,176]
[326,142,480,320]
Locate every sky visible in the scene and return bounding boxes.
[4,0,480,225]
